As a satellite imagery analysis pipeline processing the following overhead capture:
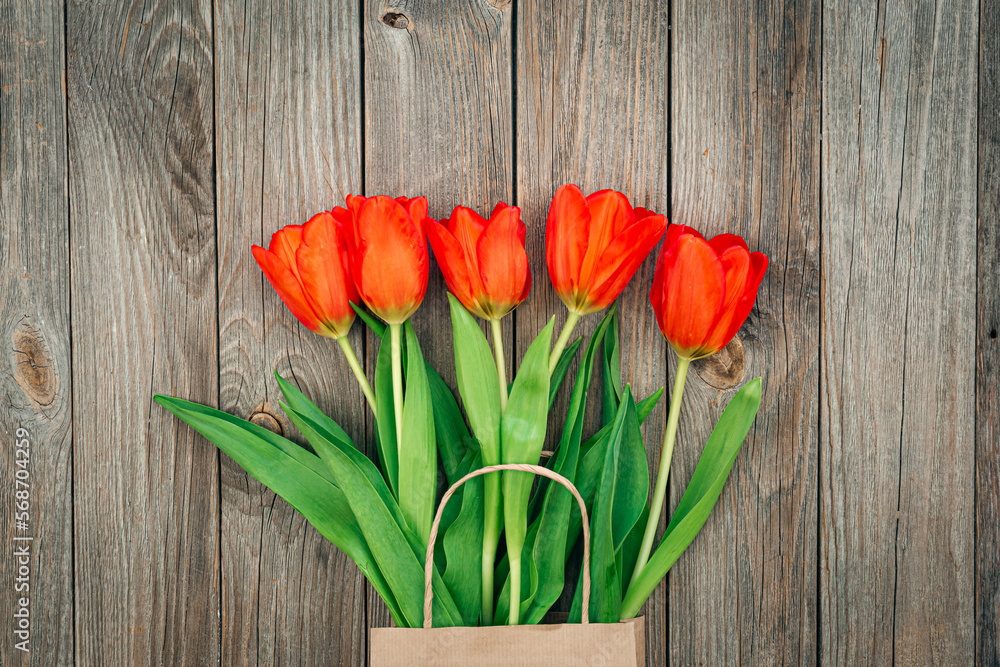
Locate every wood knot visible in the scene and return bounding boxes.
[693,336,745,390]
[12,322,57,407]
[381,11,410,28]
[248,409,284,436]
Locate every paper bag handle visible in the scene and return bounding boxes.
[423,463,591,629]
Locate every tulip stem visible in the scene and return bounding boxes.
[628,356,691,592]
[509,555,522,625]
[548,310,581,375]
[337,336,377,415]
[490,318,508,412]
[389,323,404,459]
[481,473,501,625]
[483,318,507,625]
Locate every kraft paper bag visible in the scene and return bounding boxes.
[370,617,645,666]
[369,464,647,667]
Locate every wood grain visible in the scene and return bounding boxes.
[214,1,367,664]
[0,0,73,664]
[978,0,999,661]
[516,1,670,662]
[669,0,821,664]
[362,0,514,632]
[6,0,991,661]
[66,1,220,663]
[821,0,978,664]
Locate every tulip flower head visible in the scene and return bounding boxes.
[545,184,668,315]
[341,194,430,324]
[251,212,358,339]
[649,225,767,360]
[425,203,531,320]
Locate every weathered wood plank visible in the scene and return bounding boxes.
[0,0,73,663]
[821,0,977,664]
[978,0,1000,662]
[669,1,821,664]
[516,1,670,662]
[362,0,514,631]
[214,2,367,664]
[67,1,220,663]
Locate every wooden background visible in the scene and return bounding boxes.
[0,0,994,664]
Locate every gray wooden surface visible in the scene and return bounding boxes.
[671,1,821,664]
[0,0,993,665]
[979,0,999,664]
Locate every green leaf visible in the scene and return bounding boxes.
[440,451,485,625]
[154,395,404,625]
[352,301,387,337]
[548,336,583,409]
[619,503,649,588]
[521,310,615,624]
[279,399,463,628]
[577,388,664,506]
[620,378,762,619]
[448,293,502,465]
[601,307,623,425]
[426,363,477,484]
[275,373,394,505]
[435,449,481,557]
[610,392,648,560]
[374,325,399,494]
[573,388,641,623]
[501,319,554,550]
[500,319,553,621]
[498,386,663,621]
[493,515,541,624]
[398,322,437,546]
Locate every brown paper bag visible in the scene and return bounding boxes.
[370,463,647,666]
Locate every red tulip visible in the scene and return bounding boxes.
[649,225,767,360]
[545,184,668,314]
[425,203,531,320]
[251,212,358,339]
[340,194,430,324]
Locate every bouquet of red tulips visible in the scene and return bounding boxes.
[157,184,766,634]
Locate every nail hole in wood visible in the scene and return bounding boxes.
[381,11,409,28]
[991,328,997,340]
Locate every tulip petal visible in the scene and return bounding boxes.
[477,205,530,317]
[633,207,660,222]
[715,250,768,348]
[665,224,704,245]
[297,212,358,337]
[701,242,752,353]
[353,196,429,323]
[396,196,430,233]
[268,225,305,283]
[585,213,668,312]
[655,233,726,358]
[448,206,488,270]
[252,244,327,335]
[650,224,688,316]
[546,184,591,302]
[448,205,487,241]
[425,219,484,317]
[343,195,367,251]
[579,189,634,286]
[519,264,533,302]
